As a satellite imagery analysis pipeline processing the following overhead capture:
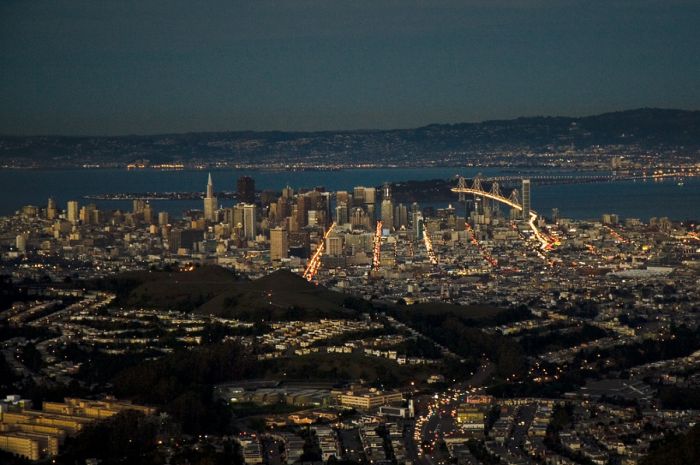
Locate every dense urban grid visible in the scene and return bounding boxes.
[0,167,698,465]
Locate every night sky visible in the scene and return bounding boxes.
[1,0,699,135]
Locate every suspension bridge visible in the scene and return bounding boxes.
[451,175,551,249]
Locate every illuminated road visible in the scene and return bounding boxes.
[464,223,498,267]
[372,221,382,270]
[302,222,336,281]
[604,225,628,244]
[423,230,438,266]
[407,362,495,465]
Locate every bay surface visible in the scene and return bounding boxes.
[1,168,697,221]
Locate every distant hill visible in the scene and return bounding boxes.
[92,266,358,319]
[2,108,699,167]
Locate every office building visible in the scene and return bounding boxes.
[414,215,424,240]
[158,211,169,226]
[204,173,217,222]
[521,179,531,220]
[237,176,256,204]
[394,203,408,229]
[351,207,371,230]
[337,387,403,410]
[232,204,245,229]
[364,187,376,206]
[243,203,257,240]
[335,202,349,225]
[142,203,152,224]
[46,198,57,220]
[295,195,310,228]
[380,182,393,230]
[326,235,344,257]
[270,227,288,260]
[66,201,79,224]
[282,185,294,199]
[132,199,146,215]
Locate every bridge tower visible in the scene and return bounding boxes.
[508,189,520,221]
[471,174,483,192]
[457,176,466,202]
[471,175,483,216]
[489,181,501,219]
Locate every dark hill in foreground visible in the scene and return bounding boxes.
[92,266,357,319]
[90,265,241,311]
[196,270,356,320]
[91,266,515,322]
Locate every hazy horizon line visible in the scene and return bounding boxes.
[1,106,697,139]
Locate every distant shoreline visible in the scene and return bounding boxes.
[0,165,610,172]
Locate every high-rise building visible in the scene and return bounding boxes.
[366,203,376,222]
[380,183,393,230]
[204,173,217,222]
[551,208,559,223]
[275,197,289,223]
[296,195,309,228]
[394,203,408,229]
[243,203,257,240]
[232,204,245,229]
[335,202,349,225]
[351,207,370,230]
[336,191,351,206]
[237,176,256,204]
[132,199,146,215]
[353,187,366,206]
[67,200,79,224]
[364,187,376,205]
[79,204,97,225]
[411,202,421,233]
[46,198,57,220]
[158,211,169,226]
[143,203,153,224]
[521,179,531,220]
[381,200,393,230]
[307,210,319,226]
[326,235,344,257]
[282,185,294,200]
[412,203,424,240]
[16,234,27,253]
[270,227,288,261]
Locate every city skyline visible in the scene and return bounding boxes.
[1,2,700,464]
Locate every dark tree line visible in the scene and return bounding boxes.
[642,424,700,465]
[112,341,254,434]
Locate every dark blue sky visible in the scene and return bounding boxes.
[1,0,699,135]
